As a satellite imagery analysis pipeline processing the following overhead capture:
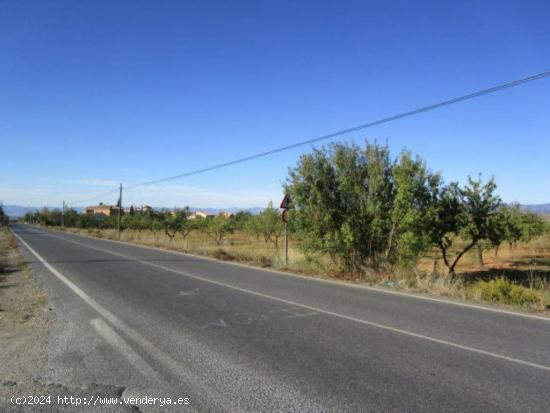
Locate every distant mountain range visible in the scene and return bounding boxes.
[188,207,264,215]
[1,204,265,218]
[521,204,550,215]
[2,205,66,218]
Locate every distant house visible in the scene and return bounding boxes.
[123,205,153,214]
[188,211,234,219]
[188,211,215,220]
[85,203,122,217]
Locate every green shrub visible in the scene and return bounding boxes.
[509,284,541,305]
[469,277,541,306]
[210,248,234,261]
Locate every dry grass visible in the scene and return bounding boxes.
[0,227,48,328]
[62,227,332,276]
[417,233,550,275]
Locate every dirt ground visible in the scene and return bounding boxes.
[0,228,53,392]
[0,229,138,412]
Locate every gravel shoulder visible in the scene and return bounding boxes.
[0,228,139,412]
[0,227,53,401]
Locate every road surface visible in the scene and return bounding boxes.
[11,224,550,412]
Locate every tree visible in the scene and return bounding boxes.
[500,205,524,251]
[233,211,253,231]
[428,177,501,275]
[63,208,80,227]
[425,183,462,274]
[77,213,96,229]
[161,213,179,241]
[160,208,192,242]
[285,143,365,272]
[284,142,439,273]
[174,208,194,241]
[201,215,234,246]
[485,205,547,259]
[386,151,441,266]
[485,205,518,258]
[518,210,547,243]
[150,218,163,235]
[35,207,63,227]
[251,202,284,248]
[0,203,8,226]
[23,211,35,224]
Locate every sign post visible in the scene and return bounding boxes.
[117,183,122,239]
[280,194,292,267]
[284,216,288,267]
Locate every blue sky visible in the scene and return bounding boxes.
[1,0,549,208]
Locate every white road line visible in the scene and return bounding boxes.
[90,318,164,383]
[28,224,550,322]
[13,231,228,410]
[19,228,550,373]
[179,288,200,296]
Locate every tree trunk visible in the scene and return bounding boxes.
[509,242,516,258]
[385,222,397,260]
[477,245,484,267]
[438,241,451,273]
[448,239,478,276]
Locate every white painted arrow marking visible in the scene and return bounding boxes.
[178,288,200,296]
[270,307,317,319]
[199,318,227,329]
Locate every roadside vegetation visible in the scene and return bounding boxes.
[0,203,9,227]
[21,143,550,312]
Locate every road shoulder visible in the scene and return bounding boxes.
[0,228,140,412]
[0,227,52,397]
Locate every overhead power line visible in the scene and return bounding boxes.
[125,71,550,189]
[68,70,550,205]
[66,188,120,207]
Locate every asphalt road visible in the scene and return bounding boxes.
[11,224,550,412]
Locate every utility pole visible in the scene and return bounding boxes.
[117,183,122,239]
[61,201,65,228]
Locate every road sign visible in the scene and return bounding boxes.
[279,194,292,267]
[280,193,292,209]
[281,209,288,223]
